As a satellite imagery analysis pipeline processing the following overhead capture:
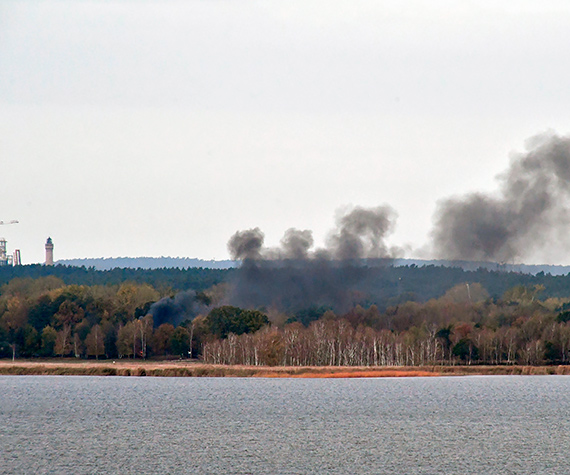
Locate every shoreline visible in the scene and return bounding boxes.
[1,360,570,377]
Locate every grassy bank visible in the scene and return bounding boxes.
[1,360,570,377]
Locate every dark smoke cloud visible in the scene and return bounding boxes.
[227,228,264,260]
[158,132,570,318]
[280,228,314,260]
[328,205,398,260]
[149,290,202,327]
[228,206,399,263]
[432,132,570,262]
[226,205,399,312]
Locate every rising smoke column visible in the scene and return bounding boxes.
[328,205,398,260]
[279,228,314,260]
[149,290,203,327]
[432,132,570,262]
[226,205,399,312]
[227,228,264,261]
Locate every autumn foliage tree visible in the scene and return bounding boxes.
[205,306,269,338]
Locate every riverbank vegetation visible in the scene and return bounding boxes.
[1,361,569,377]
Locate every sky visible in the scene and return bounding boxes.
[2,1,570,264]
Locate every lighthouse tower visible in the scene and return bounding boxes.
[45,237,54,266]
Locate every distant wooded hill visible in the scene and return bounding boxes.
[56,257,238,270]
[392,259,570,277]
[56,256,570,276]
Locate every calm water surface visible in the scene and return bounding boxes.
[1,375,569,474]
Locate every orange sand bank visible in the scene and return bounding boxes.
[1,360,570,377]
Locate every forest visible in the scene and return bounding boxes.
[2,263,570,366]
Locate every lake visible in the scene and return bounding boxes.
[1,375,569,474]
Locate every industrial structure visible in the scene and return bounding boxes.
[0,220,21,266]
[45,237,54,266]
[0,221,55,267]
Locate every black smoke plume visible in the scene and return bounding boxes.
[156,132,570,320]
[227,228,264,260]
[226,205,400,312]
[149,290,202,327]
[328,205,398,260]
[432,132,570,262]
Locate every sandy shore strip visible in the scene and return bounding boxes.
[1,360,570,377]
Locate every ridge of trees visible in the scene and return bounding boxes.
[0,273,569,366]
[4,263,570,302]
[0,264,230,291]
[4,264,570,365]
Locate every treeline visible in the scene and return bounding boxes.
[0,276,267,360]
[5,263,570,306]
[0,264,230,291]
[3,271,570,367]
[203,284,570,366]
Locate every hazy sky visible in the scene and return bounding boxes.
[3,1,570,264]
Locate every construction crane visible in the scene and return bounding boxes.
[0,220,20,266]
